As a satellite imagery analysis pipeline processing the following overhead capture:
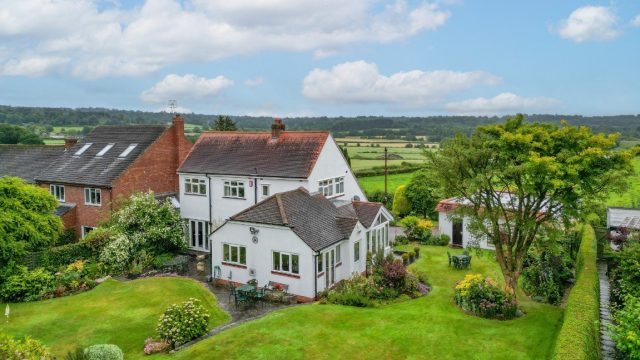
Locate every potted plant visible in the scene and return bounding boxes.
[402,253,409,265]
[408,251,415,263]
[414,247,420,258]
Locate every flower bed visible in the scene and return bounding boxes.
[454,274,518,320]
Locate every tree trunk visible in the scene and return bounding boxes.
[503,271,519,302]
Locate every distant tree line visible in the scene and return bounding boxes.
[1,105,639,142]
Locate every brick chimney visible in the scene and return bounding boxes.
[172,114,189,166]
[64,138,78,151]
[271,118,285,139]
[172,113,185,136]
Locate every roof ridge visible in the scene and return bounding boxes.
[275,193,289,225]
[201,130,329,135]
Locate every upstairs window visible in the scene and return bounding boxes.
[261,184,270,197]
[184,177,206,195]
[96,143,114,156]
[50,184,65,202]
[84,188,101,206]
[334,176,345,195]
[319,178,334,197]
[74,143,92,155]
[224,180,245,199]
[119,144,137,158]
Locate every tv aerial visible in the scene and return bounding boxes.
[168,99,177,113]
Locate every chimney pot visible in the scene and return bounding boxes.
[64,138,78,151]
[271,118,285,139]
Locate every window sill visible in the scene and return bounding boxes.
[326,194,345,200]
[222,262,247,269]
[184,193,207,197]
[272,270,300,279]
[222,196,247,200]
[84,203,102,207]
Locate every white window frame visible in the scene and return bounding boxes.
[84,188,101,206]
[223,243,247,266]
[188,220,209,250]
[319,178,334,197]
[334,176,345,195]
[50,184,65,202]
[261,184,270,197]
[81,226,95,238]
[335,244,341,264]
[184,177,207,195]
[354,241,360,262]
[223,180,245,199]
[273,250,300,275]
[96,143,114,157]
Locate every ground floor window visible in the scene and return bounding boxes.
[354,241,360,262]
[81,226,95,238]
[273,251,299,275]
[189,220,209,250]
[223,243,246,265]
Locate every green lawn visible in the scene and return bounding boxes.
[350,159,424,171]
[1,277,229,359]
[168,246,563,360]
[43,138,65,145]
[358,172,415,194]
[608,156,640,207]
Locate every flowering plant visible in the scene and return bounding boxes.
[157,298,210,348]
[454,274,517,319]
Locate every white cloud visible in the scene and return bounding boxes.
[445,92,558,115]
[141,74,233,103]
[1,56,69,76]
[632,15,640,27]
[244,76,264,87]
[556,6,620,43]
[0,0,452,78]
[302,60,501,106]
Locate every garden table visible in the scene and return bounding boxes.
[453,254,470,269]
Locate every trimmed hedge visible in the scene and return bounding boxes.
[552,224,600,360]
[22,242,95,270]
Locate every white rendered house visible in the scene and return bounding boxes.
[210,188,393,301]
[436,197,496,250]
[177,119,366,252]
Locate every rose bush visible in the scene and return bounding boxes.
[454,274,517,320]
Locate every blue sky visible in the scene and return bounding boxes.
[0,0,638,116]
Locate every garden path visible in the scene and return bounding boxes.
[598,262,617,360]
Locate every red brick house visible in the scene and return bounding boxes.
[35,115,192,238]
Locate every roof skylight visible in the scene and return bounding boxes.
[96,143,115,157]
[74,143,92,155]
[118,144,138,158]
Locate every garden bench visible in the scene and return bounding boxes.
[267,281,289,294]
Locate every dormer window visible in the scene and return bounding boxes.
[96,143,115,157]
[74,143,92,155]
[119,144,137,158]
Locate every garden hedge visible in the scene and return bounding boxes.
[551,224,600,360]
[21,242,95,270]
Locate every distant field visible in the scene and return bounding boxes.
[617,140,640,149]
[358,172,415,194]
[43,138,65,145]
[184,123,203,131]
[52,126,83,133]
[607,156,640,207]
[350,159,424,171]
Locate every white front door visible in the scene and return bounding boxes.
[325,249,336,288]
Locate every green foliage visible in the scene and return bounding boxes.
[398,216,433,242]
[610,296,640,359]
[364,190,393,209]
[0,332,54,360]
[454,274,518,320]
[0,177,62,276]
[211,115,237,131]
[0,267,54,302]
[84,344,124,360]
[404,169,440,218]
[392,185,410,217]
[426,115,634,297]
[425,234,450,246]
[340,145,351,166]
[157,298,210,348]
[609,242,640,309]
[521,245,575,305]
[98,193,186,272]
[552,225,600,360]
[22,242,95,271]
[0,123,43,144]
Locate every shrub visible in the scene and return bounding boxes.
[408,251,415,262]
[401,253,409,265]
[551,224,599,360]
[425,234,450,246]
[0,332,54,360]
[0,267,54,302]
[325,274,378,307]
[84,344,124,360]
[521,249,574,305]
[440,234,451,245]
[99,233,135,272]
[454,274,517,320]
[394,234,408,245]
[399,216,433,242]
[382,260,407,290]
[392,185,411,217]
[21,242,95,271]
[414,247,420,258]
[157,298,210,348]
[82,227,114,252]
[609,242,640,309]
[610,296,640,359]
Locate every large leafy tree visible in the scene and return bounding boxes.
[426,115,633,299]
[404,169,440,219]
[0,177,61,275]
[211,115,237,131]
[0,124,43,144]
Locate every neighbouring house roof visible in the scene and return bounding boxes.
[0,145,66,183]
[55,203,76,216]
[178,131,329,178]
[607,207,640,230]
[35,125,167,187]
[230,188,381,251]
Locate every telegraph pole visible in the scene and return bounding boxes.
[384,146,388,203]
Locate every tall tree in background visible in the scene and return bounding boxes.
[0,177,61,276]
[426,115,633,301]
[0,124,44,144]
[211,115,237,131]
[404,169,440,219]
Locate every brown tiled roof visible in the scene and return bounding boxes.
[336,201,384,228]
[0,145,65,183]
[231,188,358,251]
[435,197,462,212]
[36,125,167,187]
[178,131,329,178]
[55,203,76,216]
